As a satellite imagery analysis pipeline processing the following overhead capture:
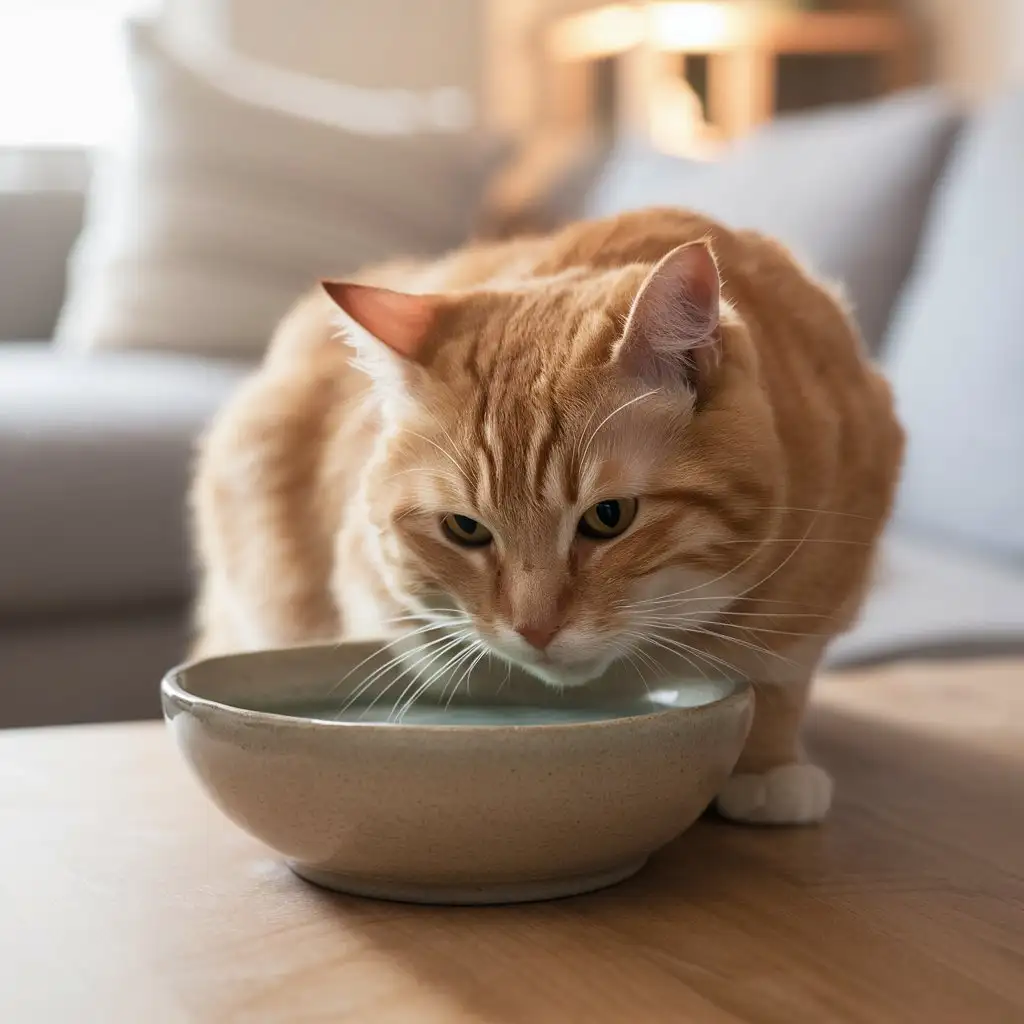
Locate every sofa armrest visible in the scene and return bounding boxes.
[0,344,249,617]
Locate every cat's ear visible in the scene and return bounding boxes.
[615,241,721,386]
[322,281,439,361]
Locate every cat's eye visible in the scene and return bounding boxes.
[441,513,493,547]
[578,498,638,540]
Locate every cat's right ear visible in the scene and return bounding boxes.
[615,241,721,388]
[322,281,439,362]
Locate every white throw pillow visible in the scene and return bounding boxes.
[56,20,500,358]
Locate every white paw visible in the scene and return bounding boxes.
[716,763,833,825]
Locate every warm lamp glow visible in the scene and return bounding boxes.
[547,1,904,60]
[544,1,910,156]
[547,2,761,61]
[648,2,743,51]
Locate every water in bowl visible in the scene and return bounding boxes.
[251,682,728,726]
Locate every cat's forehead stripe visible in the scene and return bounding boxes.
[468,337,499,508]
[529,379,564,496]
[452,281,645,515]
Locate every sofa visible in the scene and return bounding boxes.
[3,49,1023,727]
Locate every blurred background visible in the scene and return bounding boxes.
[2,0,1023,728]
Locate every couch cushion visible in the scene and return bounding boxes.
[584,90,962,354]
[0,345,246,615]
[55,19,501,359]
[827,531,1024,668]
[883,89,1024,561]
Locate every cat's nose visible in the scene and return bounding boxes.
[515,621,560,650]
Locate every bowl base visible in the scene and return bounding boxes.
[288,858,648,905]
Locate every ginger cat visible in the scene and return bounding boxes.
[191,208,903,824]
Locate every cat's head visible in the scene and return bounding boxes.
[325,242,781,686]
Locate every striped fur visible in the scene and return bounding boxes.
[191,208,903,819]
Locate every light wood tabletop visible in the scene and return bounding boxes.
[2,659,1022,1024]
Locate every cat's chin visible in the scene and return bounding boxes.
[505,654,613,689]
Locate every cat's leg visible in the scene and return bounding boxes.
[332,521,404,640]
[190,569,277,660]
[716,671,833,826]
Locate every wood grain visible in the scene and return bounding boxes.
[1,659,1022,1023]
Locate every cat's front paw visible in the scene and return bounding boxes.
[716,763,833,825]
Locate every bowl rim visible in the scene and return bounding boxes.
[161,643,752,735]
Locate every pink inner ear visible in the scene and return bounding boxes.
[322,281,438,359]
[617,241,722,380]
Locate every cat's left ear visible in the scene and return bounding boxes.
[322,281,440,361]
[615,241,721,386]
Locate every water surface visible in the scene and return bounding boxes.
[250,682,727,726]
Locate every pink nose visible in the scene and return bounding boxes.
[515,622,560,650]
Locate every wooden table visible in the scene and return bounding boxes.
[2,661,1022,1023]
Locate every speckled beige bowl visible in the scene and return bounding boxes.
[162,642,752,904]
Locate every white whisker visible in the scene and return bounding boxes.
[617,536,773,612]
[579,389,660,468]
[570,403,601,475]
[622,630,711,682]
[621,648,652,696]
[424,409,473,477]
[324,619,464,701]
[728,515,820,604]
[378,466,467,488]
[625,602,828,620]
[710,621,830,639]
[439,641,483,710]
[653,622,799,668]
[644,635,719,681]
[393,636,475,722]
[714,537,871,547]
[628,629,750,681]
[403,430,473,486]
[382,632,472,720]
[752,505,873,521]
[446,646,489,712]
[381,613,470,627]
[340,630,469,714]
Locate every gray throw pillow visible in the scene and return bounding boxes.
[884,89,1024,561]
[585,90,962,354]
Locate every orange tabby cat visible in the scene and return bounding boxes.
[191,208,903,824]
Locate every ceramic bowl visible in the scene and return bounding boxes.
[162,642,752,905]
